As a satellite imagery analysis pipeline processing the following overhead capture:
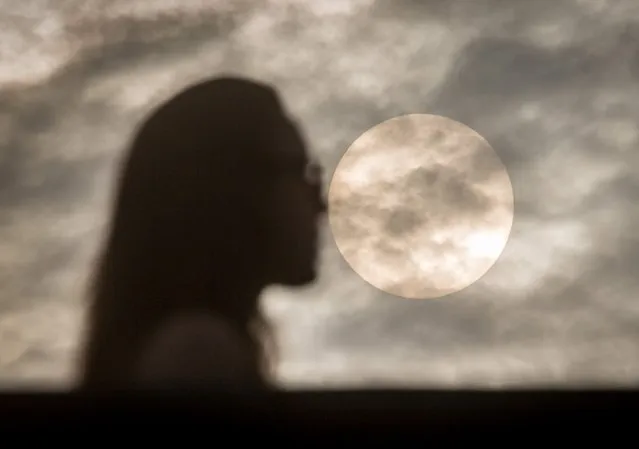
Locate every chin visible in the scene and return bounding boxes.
[279,264,317,287]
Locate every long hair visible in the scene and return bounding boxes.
[79,77,290,390]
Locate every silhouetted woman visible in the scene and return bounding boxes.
[78,77,326,392]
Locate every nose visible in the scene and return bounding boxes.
[310,179,327,214]
[318,190,327,213]
[306,161,327,213]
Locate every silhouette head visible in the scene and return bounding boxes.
[80,76,325,388]
[123,76,326,288]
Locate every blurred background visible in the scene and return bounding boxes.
[0,0,638,389]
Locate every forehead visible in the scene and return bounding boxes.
[266,116,310,166]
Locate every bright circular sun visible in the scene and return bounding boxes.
[327,114,514,299]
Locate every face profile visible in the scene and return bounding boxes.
[261,118,327,286]
[79,76,326,390]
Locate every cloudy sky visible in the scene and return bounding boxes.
[0,0,638,389]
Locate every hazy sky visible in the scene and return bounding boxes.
[0,0,638,388]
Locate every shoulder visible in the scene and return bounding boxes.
[133,312,265,390]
